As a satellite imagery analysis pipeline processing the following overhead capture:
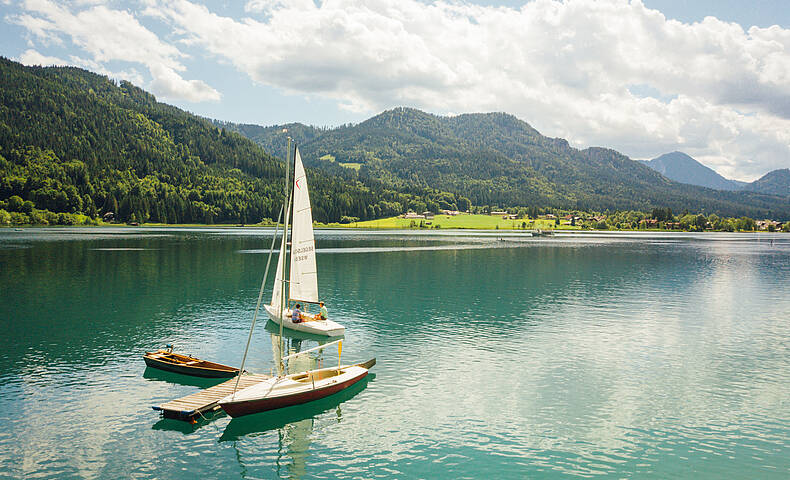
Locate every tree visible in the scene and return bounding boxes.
[11,212,29,225]
[695,214,707,230]
[102,194,118,215]
[7,195,23,212]
[737,217,755,231]
[679,214,696,230]
[457,196,471,212]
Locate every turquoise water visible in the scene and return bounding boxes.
[1,228,789,479]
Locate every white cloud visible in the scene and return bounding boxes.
[129,0,790,180]
[10,0,790,180]
[16,48,146,85]
[11,13,64,46]
[17,48,67,66]
[70,55,147,86]
[11,0,220,103]
[148,63,221,102]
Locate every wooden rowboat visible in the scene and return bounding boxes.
[143,349,239,378]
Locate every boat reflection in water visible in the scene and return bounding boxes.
[142,365,227,389]
[221,378,372,478]
[221,327,373,478]
[219,374,371,441]
[259,318,341,378]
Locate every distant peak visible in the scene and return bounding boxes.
[643,151,743,191]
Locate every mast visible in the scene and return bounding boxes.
[277,137,293,377]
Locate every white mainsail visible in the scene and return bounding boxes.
[288,148,319,303]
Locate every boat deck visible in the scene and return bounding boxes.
[153,373,271,423]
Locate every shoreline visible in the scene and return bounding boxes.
[2,223,786,234]
[4,211,786,233]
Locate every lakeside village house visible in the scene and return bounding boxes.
[639,218,783,230]
[756,219,783,231]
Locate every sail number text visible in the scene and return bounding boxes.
[293,245,313,262]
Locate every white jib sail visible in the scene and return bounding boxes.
[288,147,319,303]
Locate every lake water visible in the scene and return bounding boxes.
[1,227,789,479]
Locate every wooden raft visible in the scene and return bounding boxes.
[153,374,271,423]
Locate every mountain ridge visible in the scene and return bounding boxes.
[742,168,790,196]
[221,108,790,219]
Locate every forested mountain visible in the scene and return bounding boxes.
[742,169,790,196]
[225,108,790,219]
[640,152,746,191]
[0,58,465,224]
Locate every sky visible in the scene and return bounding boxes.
[2,0,790,181]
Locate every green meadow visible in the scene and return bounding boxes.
[336,214,580,230]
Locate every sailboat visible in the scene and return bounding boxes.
[263,146,345,337]
[219,339,374,418]
[218,139,373,419]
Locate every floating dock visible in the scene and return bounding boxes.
[153,374,271,423]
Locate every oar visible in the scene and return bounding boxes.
[354,358,376,370]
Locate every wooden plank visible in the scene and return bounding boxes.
[153,374,271,422]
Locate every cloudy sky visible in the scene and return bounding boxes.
[2,0,790,181]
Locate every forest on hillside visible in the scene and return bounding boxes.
[0,58,469,225]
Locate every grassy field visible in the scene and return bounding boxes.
[339,162,362,170]
[343,214,581,230]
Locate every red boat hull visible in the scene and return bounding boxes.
[220,370,369,418]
